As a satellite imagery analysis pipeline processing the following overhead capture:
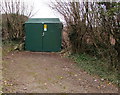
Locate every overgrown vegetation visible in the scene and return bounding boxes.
[1,0,35,41]
[2,40,24,56]
[50,1,120,86]
[50,1,120,70]
[2,13,28,40]
[1,0,36,54]
[69,53,119,86]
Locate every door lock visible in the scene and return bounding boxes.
[42,32,45,36]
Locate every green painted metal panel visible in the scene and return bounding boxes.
[25,18,62,52]
[25,23,43,51]
[43,23,62,52]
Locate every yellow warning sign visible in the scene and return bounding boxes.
[44,24,47,31]
[44,24,47,28]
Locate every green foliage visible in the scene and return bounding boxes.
[69,53,119,86]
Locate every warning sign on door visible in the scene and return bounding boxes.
[44,24,47,31]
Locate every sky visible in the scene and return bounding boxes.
[26,0,61,18]
[2,0,119,22]
[24,0,119,22]
[25,0,64,22]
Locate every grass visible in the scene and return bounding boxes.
[69,53,118,86]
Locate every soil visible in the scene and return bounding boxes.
[2,51,118,93]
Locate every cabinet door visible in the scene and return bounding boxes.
[42,23,62,52]
[25,23,43,51]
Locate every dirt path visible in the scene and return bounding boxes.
[2,51,118,93]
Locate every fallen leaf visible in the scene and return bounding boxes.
[23,88,27,90]
[101,78,104,81]
[94,79,97,82]
[44,83,47,85]
[74,74,77,77]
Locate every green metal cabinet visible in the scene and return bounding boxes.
[25,18,63,52]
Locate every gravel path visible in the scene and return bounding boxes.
[2,51,118,93]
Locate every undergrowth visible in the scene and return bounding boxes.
[2,40,24,56]
[68,53,119,86]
